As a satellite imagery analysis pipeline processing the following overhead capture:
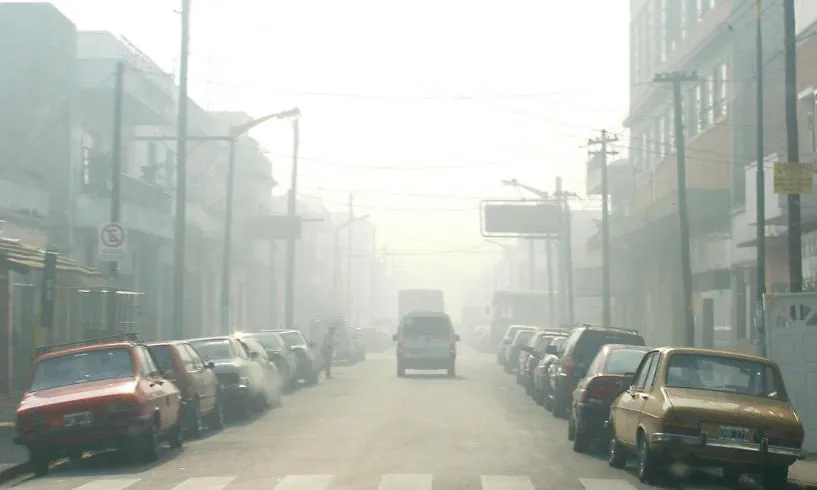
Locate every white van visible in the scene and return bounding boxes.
[393,311,460,377]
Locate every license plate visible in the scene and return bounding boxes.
[63,412,91,427]
[714,424,751,441]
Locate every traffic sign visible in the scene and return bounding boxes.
[98,222,127,263]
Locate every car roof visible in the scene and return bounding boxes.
[657,346,776,365]
[576,324,641,336]
[37,342,135,362]
[188,336,232,343]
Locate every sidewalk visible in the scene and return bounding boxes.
[790,457,817,488]
[0,391,27,483]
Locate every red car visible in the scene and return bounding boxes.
[568,343,650,453]
[14,333,183,475]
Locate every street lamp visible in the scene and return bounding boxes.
[221,107,301,334]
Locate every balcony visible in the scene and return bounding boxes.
[74,154,173,238]
[75,32,175,126]
[0,174,49,221]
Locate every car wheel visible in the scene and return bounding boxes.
[141,422,161,462]
[637,432,658,484]
[447,363,456,377]
[397,363,406,377]
[168,421,183,449]
[29,449,50,476]
[185,398,203,439]
[534,391,545,406]
[607,431,627,469]
[761,465,788,489]
[551,395,566,418]
[572,414,590,453]
[544,394,553,411]
[205,394,224,430]
[567,411,576,441]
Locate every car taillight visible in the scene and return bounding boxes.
[563,355,574,375]
[662,412,700,436]
[582,376,620,403]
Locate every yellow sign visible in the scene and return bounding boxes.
[773,162,813,194]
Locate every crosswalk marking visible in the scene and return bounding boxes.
[377,474,433,490]
[578,478,640,490]
[480,475,535,490]
[172,476,237,490]
[73,478,140,490]
[272,474,335,490]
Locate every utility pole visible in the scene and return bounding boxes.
[545,235,555,327]
[107,60,125,333]
[347,193,354,321]
[220,139,237,334]
[588,130,617,327]
[755,0,768,357]
[556,177,575,325]
[783,0,803,293]
[173,0,192,339]
[654,71,698,347]
[284,119,300,330]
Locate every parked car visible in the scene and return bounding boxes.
[532,337,566,406]
[146,341,224,438]
[188,335,270,418]
[567,344,649,452]
[504,328,538,374]
[14,333,183,475]
[270,329,324,386]
[496,325,536,367]
[548,324,645,418]
[608,347,803,488]
[237,336,284,408]
[519,331,569,394]
[238,331,298,392]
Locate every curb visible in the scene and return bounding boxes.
[0,460,30,485]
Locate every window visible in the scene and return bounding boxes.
[29,348,135,392]
[190,339,234,361]
[175,345,195,371]
[183,344,203,370]
[665,353,783,399]
[694,84,703,132]
[643,352,661,389]
[658,0,667,63]
[679,0,687,39]
[603,348,649,375]
[136,346,159,377]
[719,60,729,118]
[148,346,176,373]
[633,352,658,390]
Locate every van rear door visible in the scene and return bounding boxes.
[400,315,453,360]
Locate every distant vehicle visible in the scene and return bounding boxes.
[398,289,445,319]
[488,290,555,346]
[394,311,460,377]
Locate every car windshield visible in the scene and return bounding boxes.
[29,348,134,392]
[534,336,553,352]
[403,316,452,336]
[574,331,644,363]
[603,348,648,374]
[513,330,535,345]
[250,333,285,350]
[665,353,784,400]
[280,331,306,347]
[190,340,233,361]
[147,346,175,372]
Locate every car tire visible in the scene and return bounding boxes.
[534,391,545,406]
[447,363,456,377]
[567,412,576,441]
[572,415,590,453]
[761,465,788,489]
[168,421,183,449]
[205,394,224,430]
[141,422,161,463]
[185,398,202,439]
[636,432,659,484]
[551,395,566,418]
[607,432,627,469]
[29,450,50,476]
[397,363,405,377]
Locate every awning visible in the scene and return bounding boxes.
[0,238,99,275]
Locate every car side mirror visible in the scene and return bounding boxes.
[545,345,558,355]
[206,361,215,369]
[392,334,397,342]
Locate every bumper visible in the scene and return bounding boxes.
[575,402,610,435]
[15,415,154,452]
[220,383,250,404]
[647,431,802,466]
[398,357,454,370]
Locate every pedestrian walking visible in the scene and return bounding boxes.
[322,327,337,379]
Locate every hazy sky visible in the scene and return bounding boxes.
[40,0,629,299]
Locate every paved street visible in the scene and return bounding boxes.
[0,349,793,490]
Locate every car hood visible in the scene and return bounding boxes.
[19,378,137,412]
[664,387,801,426]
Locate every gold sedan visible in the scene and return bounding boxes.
[607,347,803,488]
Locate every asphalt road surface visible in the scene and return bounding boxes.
[4,348,770,490]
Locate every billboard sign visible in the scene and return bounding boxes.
[480,200,562,237]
